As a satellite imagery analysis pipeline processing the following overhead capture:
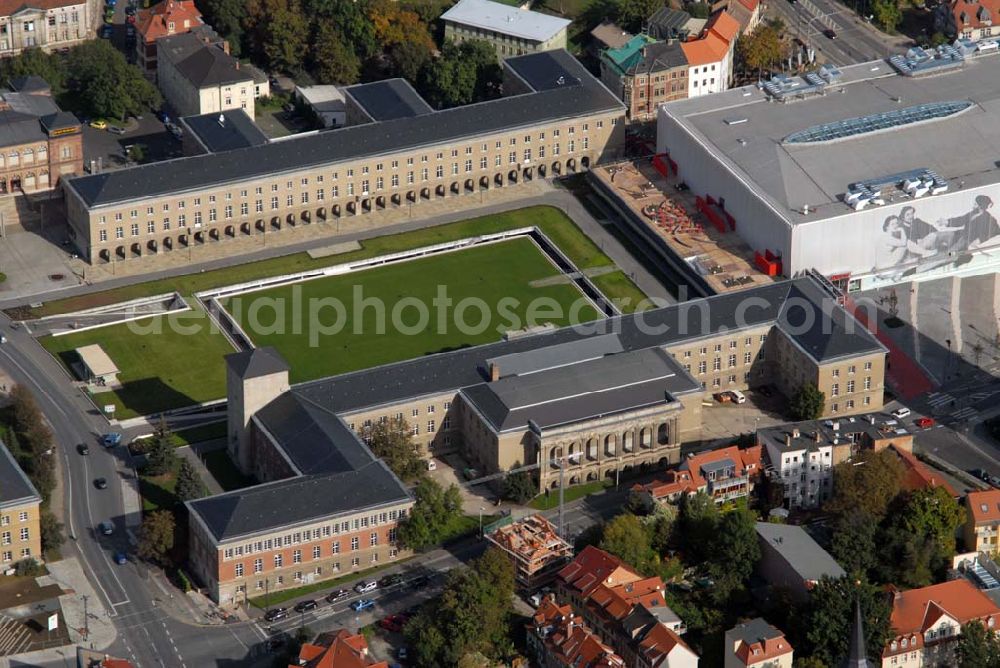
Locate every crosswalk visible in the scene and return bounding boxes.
[925,391,980,422]
[950,407,979,421]
[969,390,1000,403]
[926,392,955,408]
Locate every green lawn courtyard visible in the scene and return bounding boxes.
[223,237,600,383]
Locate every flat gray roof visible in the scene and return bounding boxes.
[441,0,570,42]
[66,50,623,209]
[660,53,1000,223]
[343,79,433,122]
[756,521,846,582]
[180,109,269,154]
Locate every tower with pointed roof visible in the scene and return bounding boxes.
[844,599,870,668]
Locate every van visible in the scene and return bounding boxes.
[891,407,910,419]
[729,390,747,404]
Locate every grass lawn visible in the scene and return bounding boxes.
[223,238,600,383]
[591,271,649,314]
[248,559,412,609]
[529,479,612,510]
[18,206,640,318]
[203,449,256,491]
[39,304,236,418]
[139,463,180,513]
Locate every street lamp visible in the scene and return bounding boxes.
[479,506,485,537]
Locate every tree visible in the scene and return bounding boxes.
[738,25,784,75]
[676,491,719,562]
[368,0,435,52]
[877,524,936,588]
[310,24,360,85]
[502,464,536,504]
[0,48,65,95]
[898,486,965,558]
[40,510,64,554]
[362,416,424,481]
[175,460,205,501]
[398,477,462,549]
[388,39,433,84]
[419,40,501,109]
[199,0,247,56]
[305,0,378,59]
[600,513,659,575]
[144,418,178,477]
[688,2,712,17]
[805,576,891,666]
[245,0,308,73]
[406,548,515,666]
[957,621,1000,668]
[615,0,660,32]
[829,510,878,578]
[707,503,761,600]
[137,510,175,565]
[824,449,904,520]
[790,383,825,420]
[871,0,901,33]
[66,41,160,120]
[876,486,966,586]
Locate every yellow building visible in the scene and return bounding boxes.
[965,489,1000,554]
[0,442,42,567]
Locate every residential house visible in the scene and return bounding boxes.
[600,37,688,122]
[441,0,571,59]
[725,618,794,668]
[758,413,911,510]
[290,628,389,668]
[891,444,957,497]
[965,489,1000,554]
[754,522,845,602]
[134,0,208,77]
[0,439,42,568]
[485,514,573,590]
[680,11,739,97]
[528,595,626,668]
[710,0,763,35]
[157,32,268,121]
[935,0,1000,40]
[556,547,697,667]
[633,444,762,506]
[646,7,705,40]
[883,580,1000,667]
[0,0,90,56]
[590,20,633,52]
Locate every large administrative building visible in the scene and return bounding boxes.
[188,275,886,606]
[62,49,626,265]
[657,45,1000,292]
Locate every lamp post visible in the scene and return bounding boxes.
[479,506,485,537]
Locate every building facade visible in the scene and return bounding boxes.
[679,12,738,97]
[528,596,627,668]
[965,489,1000,554]
[0,441,42,568]
[0,0,90,56]
[442,0,571,59]
[724,618,793,668]
[156,32,267,120]
[600,37,689,122]
[633,444,763,506]
[63,50,626,265]
[134,0,207,77]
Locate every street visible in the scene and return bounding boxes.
[769,0,906,65]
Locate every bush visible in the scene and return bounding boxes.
[14,558,44,577]
[173,569,193,592]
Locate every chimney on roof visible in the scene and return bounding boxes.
[218,113,225,126]
[792,428,800,438]
[815,431,822,443]
[490,362,500,382]
[785,433,791,446]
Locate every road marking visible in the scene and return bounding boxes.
[229,627,249,651]
[0,348,67,419]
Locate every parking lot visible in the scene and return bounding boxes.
[698,386,794,445]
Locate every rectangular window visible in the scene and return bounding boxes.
[274,554,283,568]
[312,546,321,559]
[235,563,244,577]
[370,532,378,546]
[19,527,28,541]
[351,537,359,551]
[253,558,262,573]
[292,550,301,564]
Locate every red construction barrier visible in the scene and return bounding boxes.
[753,251,780,276]
[696,196,727,234]
[652,154,670,178]
[725,211,736,231]
[765,249,782,275]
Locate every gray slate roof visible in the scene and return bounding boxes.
[8,75,50,94]
[226,347,288,380]
[343,79,433,122]
[181,109,268,153]
[728,617,784,646]
[0,441,41,508]
[65,49,625,209]
[0,110,45,147]
[756,521,846,582]
[159,32,250,89]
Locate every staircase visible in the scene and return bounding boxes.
[0,614,32,655]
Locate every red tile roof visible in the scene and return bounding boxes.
[968,489,1000,525]
[588,575,668,621]
[952,0,1000,32]
[291,629,389,668]
[635,445,762,502]
[557,545,642,599]
[637,624,696,665]
[734,633,793,665]
[531,595,625,667]
[891,445,957,497]
[135,0,204,45]
[885,581,1000,658]
[708,10,741,43]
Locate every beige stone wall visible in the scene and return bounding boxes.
[0,3,89,55]
[665,325,774,397]
[227,365,289,475]
[340,391,462,457]
[73,109,625,264]
[443,22,568,59]
[0,500,42,566]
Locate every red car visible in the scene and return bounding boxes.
[379,614,405,632]
[915,417,935,429]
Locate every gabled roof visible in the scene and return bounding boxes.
[707,10,741,43]
[292,629,389,668]
[557,545,642,599]
[158,32,250,89]
[8,75,49,94]
[968,488,1000,525]
[135,0,204,45]
[728,618,793,666]
[637,624,696,664]
[755,522,846,584]
[0,440,41,509]
[635,444,761,501]
[888,580,1000,643]
[950,0,1000,31]
[680,11,739,66]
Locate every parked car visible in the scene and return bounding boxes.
[354,580,377,594]
[398,647,409,661]
[729,389,747,404]
[891,407,911,420]
[915,417,935,429]
[408,575,429,589]
[125,5,136,14]
[462,467,479,480]
[713,391,733,404]
[99,521,114,535]
[108,125,126,135]
[379,614,404,632]
[90,119,108,130]
[379,574,403,588]
[77,443,89,455]
[99,25,112,38]
[293,599,317,613]
[94,478,108,490]
[113,551,127,565]
[102,432,121,447]
[823,28,837,39]
[325,589,350,603]
[971,468,991,482]
[350,599,375,612]
[263,607,288,622]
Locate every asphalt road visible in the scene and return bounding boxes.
[771,0,901,66]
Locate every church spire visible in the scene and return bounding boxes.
[844,598,870,668]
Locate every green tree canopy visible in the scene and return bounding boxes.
[144,418,178,477]
[397,477,462,549]
[790,383,826,420]
[502,464,536,504]
[738,25,785,74]
[805,576,891,666]
[311,24,361,85]
[419,40,501,109]
[600,513,660,575]
[830,510,878,578]
[615,0,660,32]
[676,491,720,563]
[175,459,205,502]
[957,620,1000,668]
[362,416,425,481]
[137,510,175,565]
[199,0,246,56]
[824,449,904,520]
[706,503,761,600]
[67,40,161,120]
[0,48,65,94]
[245,0,308,73]
[872,0,902,33]
[405,548,515,666]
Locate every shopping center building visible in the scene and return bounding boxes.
[63,49,627,266]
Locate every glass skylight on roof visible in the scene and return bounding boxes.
[783,100,972,144]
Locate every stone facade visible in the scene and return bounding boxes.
[0,0,89,56]
[0,500,41,566]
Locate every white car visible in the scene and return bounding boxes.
[891,407,911,419]
[354,580,377,594]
